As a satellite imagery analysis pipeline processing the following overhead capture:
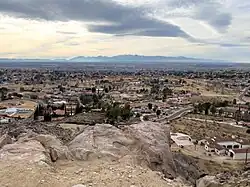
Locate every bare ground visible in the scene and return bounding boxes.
[0,157,189,187]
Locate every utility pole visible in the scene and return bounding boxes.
[245,148,249,165]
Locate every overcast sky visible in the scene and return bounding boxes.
[0,0,249,62]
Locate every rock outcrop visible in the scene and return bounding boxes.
[173,152,202,184]
[0,140,51,165]
[0,134,12,148]
[127,121,177,178]
[0,120,73,143]
[69,122,177,178]
[196,169,250,187]
[196,176,220,187]
[68,124,135,161]
[34,134,73,162]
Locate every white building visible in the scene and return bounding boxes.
[170,132,193,147]
[228,148,250,160]
[204,140,242,154]
[217,141,242,149]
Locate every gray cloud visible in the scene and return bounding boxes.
[167,0,232,32]
[189,38,249,48]
[0,0,190,38]
[88,16,189,37]
[219,43,248,48]
[196,4,232,32]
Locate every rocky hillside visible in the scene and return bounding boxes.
[0,118,248,187]
[196,168,250,187]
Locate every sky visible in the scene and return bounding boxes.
[0,0,250,62]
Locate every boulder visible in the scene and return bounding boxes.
[128,121,177,178]
[69,122,176,178]
[0,140,51,165]
[34,134,73,162]
[196,176,221,187]
[173,152,202,184]
[69,124,134,161]
[0,134,12,148]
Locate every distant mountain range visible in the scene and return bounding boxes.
[0,55,228,63]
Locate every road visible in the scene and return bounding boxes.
[139,107,193,123]
[184,117,247,129]
[238,86,250,103]
[157,107,193,122]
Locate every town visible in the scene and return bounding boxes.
[0,67,249,187]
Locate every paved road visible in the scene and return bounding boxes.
[157,107,193,122]
[238,86,250,103]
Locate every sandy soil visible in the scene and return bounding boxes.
[170,118,250,143]
[0,157,188,187]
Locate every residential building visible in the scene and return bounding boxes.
[228,148,250,160]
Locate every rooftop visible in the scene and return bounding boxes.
[231,148,250,154]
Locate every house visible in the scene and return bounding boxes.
[204,140,217,152]
[236,139,250,149]
[217,141,242,149]
[0,117,12,124]
[228,148,250,160]
[53,109,65,116]
[215,144,226,155]
[170,132,193,147]
[204,139,242,153]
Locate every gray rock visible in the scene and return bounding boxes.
[0,134,12,148]
[34,134,73,161]
[69,122,176,178]
[69,124,134,161]
[128,121,177,178]
[0,140,51,165]
[196,175,227,187]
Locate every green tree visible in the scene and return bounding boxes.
[203,102,211,115]
[58,85,65,92]
[151,84,160,94]
[33,106,39,120]
[75,102,83,114]
[148,103,153,110]
[91,87,96,93]
[194,140,198,150]
[163,87,173,97]
[197,103,203,114]
[153,105,158,112]
[162,96,166,102]
[0,87,8,101]
[20,87,25,92]
[80,94,93,105]
[121,103,132,120]
[135,113,141,118]
[106,103,121,122]
[92,94,99,107]
[210,105,217,116]
[156,109,161,117]
[233,99,237,105]
[104,87,109,93]
[193,107,198,114]
[222,100,229,107]
[143,115,149,121]
[218,108,224,116]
